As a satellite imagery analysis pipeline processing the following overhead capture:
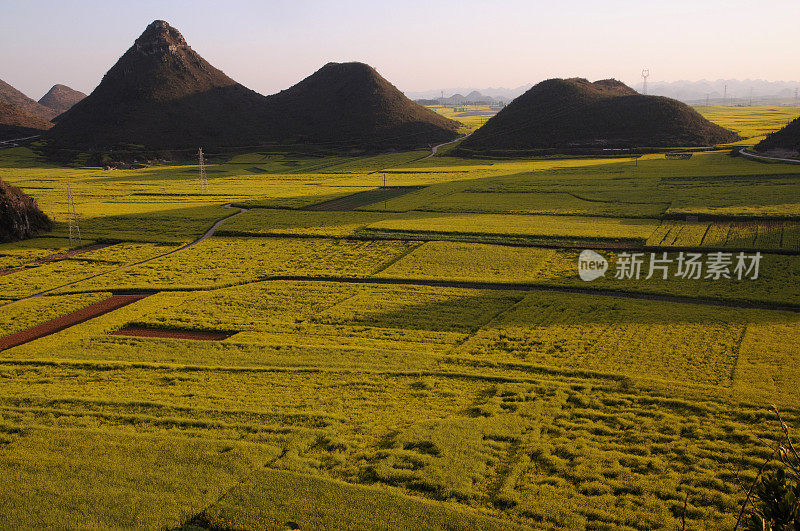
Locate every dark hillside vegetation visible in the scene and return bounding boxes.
[0,178,52,242]
[458,78,739,156]
[46,22,459,157]
[756,115,800,158]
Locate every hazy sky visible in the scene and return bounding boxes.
[2,0,799,99]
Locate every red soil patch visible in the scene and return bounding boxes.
[110,326,233,341]
[0,294,148,351]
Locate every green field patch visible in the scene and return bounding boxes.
[193,467,519,530]
[366,213,658,241]
[409,191,668,218]
[217,208,390,237]
[67,237,416,292]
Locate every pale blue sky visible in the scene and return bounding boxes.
[1,0,798,99]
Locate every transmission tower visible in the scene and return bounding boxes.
[705,93,710,106]
[66,182,81,246]
[723,84,728,106]
[795,88,798,103]
[641,69,650,95]
[198,147,208,193]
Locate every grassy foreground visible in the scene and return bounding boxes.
[1,106,800,529]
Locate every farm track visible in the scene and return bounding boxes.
[0,294,148,351]
[302,186,424,211]
[424,134,470,158]
[0,204,248,308]
[739,148,800,165]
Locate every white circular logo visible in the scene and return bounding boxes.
[578,250,608,281]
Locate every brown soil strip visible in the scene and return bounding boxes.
[110,326,234,341]
[0,243,115,278]
[34,243,114,264]
[0,294,148,351]
[303,186,424,211]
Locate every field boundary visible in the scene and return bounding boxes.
[110,325,235,341]
[256,275,800,312]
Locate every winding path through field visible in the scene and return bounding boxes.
[738,148,800,165]
[425,134,470,159]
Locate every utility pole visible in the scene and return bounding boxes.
[66,182,81,246]
[198,147,208,193]
[641,69,650,95]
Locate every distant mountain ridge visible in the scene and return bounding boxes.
[0,101,53,141]
[39,84,87,115]
[0,78,58,121]
[409,79,800,106]
[631,79,800,104]
[406,86,532,102]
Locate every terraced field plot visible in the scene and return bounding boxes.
[648,220,800,251]
[2,112,800,529]
[696,105,800,141]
